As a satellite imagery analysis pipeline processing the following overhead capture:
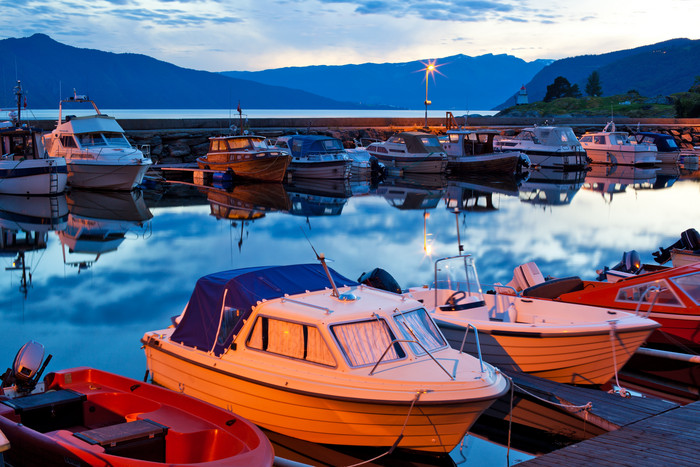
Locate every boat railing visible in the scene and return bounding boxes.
[369,338,456,380]
[279,297,333,315]
[458,323,485,373]
[634,284,661,318]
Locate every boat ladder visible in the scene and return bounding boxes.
[50,195,60,229]
[49,167,60,195]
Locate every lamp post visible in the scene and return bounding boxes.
[424,63,434,128]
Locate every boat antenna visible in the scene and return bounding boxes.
[300,227,339,297]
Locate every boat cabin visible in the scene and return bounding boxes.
[634,132,679,152]
[579,132,634,147]
[46,115,135,155]
[275,135,346,158]
[439,129,498,156]
[209,135,271,153]
[1,124,46,160]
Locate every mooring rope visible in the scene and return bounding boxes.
[607,321,631,398]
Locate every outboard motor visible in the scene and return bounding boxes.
[597,250,641,281]
[652,228,700,264]
[0,340,52,395]
[358,268,402,294]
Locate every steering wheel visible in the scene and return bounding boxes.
[445,291,466,308]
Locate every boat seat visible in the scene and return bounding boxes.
[521,276,584,299]
[506,262,545,292]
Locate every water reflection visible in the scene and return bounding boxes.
[583,164,657,203]
[518,167,587,207]
[378,174,447,210]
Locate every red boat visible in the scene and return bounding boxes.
[0,342,274,467]
[506,261,700,351]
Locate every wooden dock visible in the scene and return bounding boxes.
[518,399,700,466]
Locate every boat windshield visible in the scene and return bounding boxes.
[77,132,131,148]
[420,136,443,152]
[102,132,131,148]
[250,138,269,150]
[331,318,406,367]
[671,272,700,305]
[614,280,683,307]
[393,308,446,356]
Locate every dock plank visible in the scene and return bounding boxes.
[518,400,700,466]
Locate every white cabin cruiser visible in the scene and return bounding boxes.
[493,126,588,169]
[43,93,152,190]
[579,121,658,166]
[143,261,508,454]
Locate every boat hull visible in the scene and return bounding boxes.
[584,148,657,165]
[144,340,502,454]
[197,154,290,182]
[66,160,151,190]
[447,153,519,174]
[522,150,588,170]
[0,367,274,467]
[0,158,67,195]
[371,154,447,174]
[288,160,351,179]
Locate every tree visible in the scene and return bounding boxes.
[690,76,700,93]
[585,71,603,97]
[544,76,581,102]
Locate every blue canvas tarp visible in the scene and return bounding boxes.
[287,135,344,157]
[170,263,358,355]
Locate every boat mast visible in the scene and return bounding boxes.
[13,80,22,125]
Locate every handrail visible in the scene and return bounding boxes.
[458,323,484,373]
[280,297,333,315]
[634,284,661,318]
[369,338,454,380]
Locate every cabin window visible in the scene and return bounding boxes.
[102,132,131,148]
[420,136,443,152]
[228,138,252,150]
[594,136,606,144]
[246,316,335,366]
[580,136,592,143]
[331,318,405,367]
[671,272,700,305]
[614,280,683,307]
[60,136,78,148]
[448,134,460,143]
[216,307,243,346]
[291,140,304,155]
[393,309,446,356]
[78,133,107,147]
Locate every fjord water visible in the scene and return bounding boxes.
[2,166,698,465]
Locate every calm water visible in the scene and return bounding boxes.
[2,164,699,465]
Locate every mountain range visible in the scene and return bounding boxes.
[1,34,698,111]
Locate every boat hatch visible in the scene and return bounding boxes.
[614,280,684,307]
[331,318,406,367]
[393,308,446,355]
[670,271,700,305]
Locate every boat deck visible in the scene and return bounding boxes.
[518,399,700,466]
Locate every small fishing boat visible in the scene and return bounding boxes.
[439,129,528,174]
[0,341,274,466]
[493,126,587,169]
[365,132,448,173]
[198,135,291,182]
[0,81,67,195]
[43,92,152,190]
[274,135,351,179]
[579,121,658,166]
[389,255,661,385]
[633,132,681,165]
[143,259,509,455]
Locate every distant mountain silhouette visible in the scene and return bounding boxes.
[222,55,551,111]
[496,38,700,108]
[0,34,371,110]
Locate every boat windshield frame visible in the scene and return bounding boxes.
[614,279,685,308]
[393,308,447,356]
[330,316,407,368]
[670,271,700,305]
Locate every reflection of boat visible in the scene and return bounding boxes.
[493,126,587,169]
[508,260,700,351]
[0,81,68,195]
[444,174,521,213]
[633,163,679,190]
[583,164,657,202]
[518,167,586,206]
[0,194,68,297]
[59,190,153,270]
[400,256,660,385]
[633,132,681,164]
[285,178,351,217]
[0,341,274,466]
[197,134,290,182]
[43,92,152,190]
[143,261,509,454]
[439,129,525,174]
[274,135,351,179]
[201,183,290,221]
[366,132,448,173]
[579,121,657,165]
[376,174,446,210]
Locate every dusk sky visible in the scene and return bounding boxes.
[3,0,699,72]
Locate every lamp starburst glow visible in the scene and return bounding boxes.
[419,60,443,128]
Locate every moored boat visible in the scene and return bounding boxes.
[493,126,587,170]
[143,261,508,454]
[633,131,681,165]
[392,255,661,385]
[439,128,527,174]
[579,121,658,166]
[0,341,274,466]
[274,135,351,179]
[197,135,290,182]
[43,92,152,190]
[366,132,448,173]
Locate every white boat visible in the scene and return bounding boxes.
[578,121,658,165]
[493,126,588,169]
[366,132,448,173]
[438,129,527,174]
[0,82,67,195]
[274,135,351,179]
[143,260,509,454]
[399,255,660,385]
[43,92,152,190]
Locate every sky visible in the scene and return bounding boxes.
[2,0,699,72]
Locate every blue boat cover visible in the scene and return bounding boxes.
[286,135,344,157]
[171,264,358,355]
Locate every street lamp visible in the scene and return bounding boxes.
[423,62,436,128]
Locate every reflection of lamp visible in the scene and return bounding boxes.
[423,210,432,255]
